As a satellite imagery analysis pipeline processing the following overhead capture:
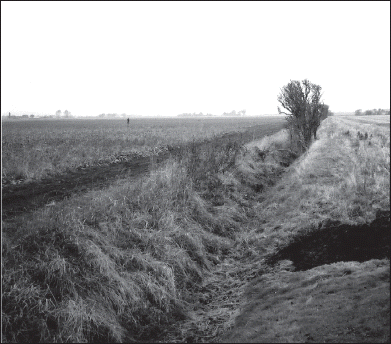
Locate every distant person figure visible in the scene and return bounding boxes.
[127,118,130,127]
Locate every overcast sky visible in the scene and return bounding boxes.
[1,1,390,117]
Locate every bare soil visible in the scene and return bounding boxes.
[266,210,390,271]
[2,154,153,220]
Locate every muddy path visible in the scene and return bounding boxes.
[2,155,154,220]
[2,124,284,220]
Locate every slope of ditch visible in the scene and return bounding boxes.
[219,116,390,343]
[2,124,286,343]
[160,116,390,343]
[159,211,390,343]
[155,129,298,343]
[220,211,390,342]
[221,259,389,343]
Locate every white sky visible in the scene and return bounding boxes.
[1,1,390,117]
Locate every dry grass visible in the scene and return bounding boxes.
[235,129,296,193]
[158,127,301,343]
[221,115,390,343]
[3,115,389,343]
[1,116,284,183]
[2,131,263,342]
[222,259,390,343]
[244,116,390,252]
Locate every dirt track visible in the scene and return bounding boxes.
[2,126,283,220]
[2,155,153,219]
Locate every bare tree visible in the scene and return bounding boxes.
[277,79,327,152]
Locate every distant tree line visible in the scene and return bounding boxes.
[5,112,46,119]
[177,112,214,117]
[55,110,73,118]
[222,109,246,117]
[354,108,390,116]
[6,113,35,119]
[177,110,246,117]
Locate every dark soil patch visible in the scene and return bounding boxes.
[1,155,153,219]
[266,210,390,271]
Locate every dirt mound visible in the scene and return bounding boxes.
[266,210,390,271]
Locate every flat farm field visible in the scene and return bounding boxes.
[341,114,390,127]
[2,116,285,184]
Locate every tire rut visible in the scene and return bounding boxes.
[2,126,283,220]
[2,154,164,220]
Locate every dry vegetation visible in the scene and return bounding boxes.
[2,161,232,342]
[221,115,390,343]
[1,116,284,184]
[248,115,389,249]
[224,259,389,343]
[2,115,389,343]
[2,118,286,342]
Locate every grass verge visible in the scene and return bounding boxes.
[222,115,390,343]
[2,126,288,342]
[244,116,389,253]
[223,259,389,343]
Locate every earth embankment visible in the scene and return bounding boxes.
[220,115,390,343]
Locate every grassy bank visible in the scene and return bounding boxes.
[2,124,289,342]
[224,259,389,343]
[2,160,232,342]
[244,116,389,252]
[222,115,390,343]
